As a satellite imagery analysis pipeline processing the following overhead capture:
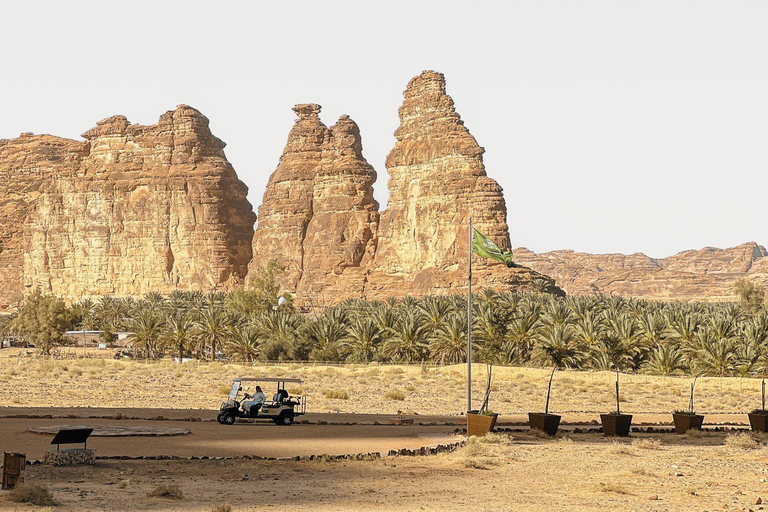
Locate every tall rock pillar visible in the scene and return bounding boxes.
[367,70,560,297]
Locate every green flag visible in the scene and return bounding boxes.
[471,227,516,268]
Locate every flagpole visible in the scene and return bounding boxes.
[467,216,473,413]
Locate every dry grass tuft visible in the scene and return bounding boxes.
[632,437,663,450]
[385,390,405,401]
[147,484,184,500]
[211,505,233,512]
[607,441,635,456]
[685,428,703,438]
[7,482,59,506]
[599,482,630,495]
[455,433,514,469]
[323,389,350,400]
[724,432,760,450]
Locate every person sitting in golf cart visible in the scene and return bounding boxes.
[241,385,266,415]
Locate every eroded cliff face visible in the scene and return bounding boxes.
[0,135,87,307]
[365,70,558,298]
[248,105,379,301]
[0,105,255,304]
[514,242,768,302]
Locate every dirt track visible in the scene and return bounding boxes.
[0,416,458,460]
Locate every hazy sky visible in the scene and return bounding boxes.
[1,1,765,258]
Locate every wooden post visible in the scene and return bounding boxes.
[2,452,26,490]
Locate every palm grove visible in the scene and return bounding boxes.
[2,262,767,378]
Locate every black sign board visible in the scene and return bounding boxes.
[50,428,93,450]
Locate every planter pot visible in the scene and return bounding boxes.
[672,413,704,434]
[600,414,632,437]
[467,412,498,437]
[528,412,562,436]
[749,413,768,433]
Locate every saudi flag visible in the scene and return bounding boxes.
[471,227,516,268]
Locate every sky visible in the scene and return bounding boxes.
[1,1,765,259]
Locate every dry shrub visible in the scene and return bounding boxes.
[385,390,405,401]
[8,482,59,506]
[147,484,184,500]
[599,482,629,495]
[632,437,663,450]
[211,505,233,512]
[607,441,635,456]
[456,432,513,469]
[724,432,759,450]
[323,389,349,400]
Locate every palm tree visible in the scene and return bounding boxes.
[306,315,348,361]
[194,308,232,361]
[382,312,429,363]
[160,314,194,363]
[644,345,686,375]
[429,314,467,364]
[253,312,308,361]
[533,323,585,368]
[227,325,260,362]
[695,335,736,377]
[126,310,164,359]
[342,317,382,363]
[638,312,667,348]
[507,306,540,362]
[417,297,449,335]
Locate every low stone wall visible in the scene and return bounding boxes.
[43,449,95,466]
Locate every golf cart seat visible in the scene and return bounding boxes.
[272,389,289,404]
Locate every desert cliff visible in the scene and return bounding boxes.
[0,106,255,306]
[514,242,768,302]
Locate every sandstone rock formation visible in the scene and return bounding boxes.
[365,70,558,299]
[0,105,255,305]
[0,135,87,307]
[514,242,768,302]
[248,105,379,301]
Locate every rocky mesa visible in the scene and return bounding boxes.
[514,242,768,302]
[0,105,255,306]
[250,71,560,306]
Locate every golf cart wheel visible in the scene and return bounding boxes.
[221,413,236,425]
[216,413,225,425]
[279,412,294,426]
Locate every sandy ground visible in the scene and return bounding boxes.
[3,355,768,510]
[3,430,768,511]
[0,354,764,417]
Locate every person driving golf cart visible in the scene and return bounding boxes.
[217,377,306,426]
[241,385,266,415]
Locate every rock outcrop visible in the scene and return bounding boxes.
[365,70,558,299]
[248,105,379,301]
[0,105,255,305]
[514,242,768,302]
[0,135,87,307]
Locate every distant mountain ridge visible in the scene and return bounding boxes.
[513,242,768,302]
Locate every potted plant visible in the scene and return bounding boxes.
[673,376,705,434]
[529,367,562,436]
[748,379,768,433]
[467,364,498,436]
[600,369,632,437]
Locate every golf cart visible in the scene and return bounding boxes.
[217,377,306,426]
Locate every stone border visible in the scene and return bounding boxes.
[19,441,467,466]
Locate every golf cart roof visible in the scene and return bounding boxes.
[233,377,303,383]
